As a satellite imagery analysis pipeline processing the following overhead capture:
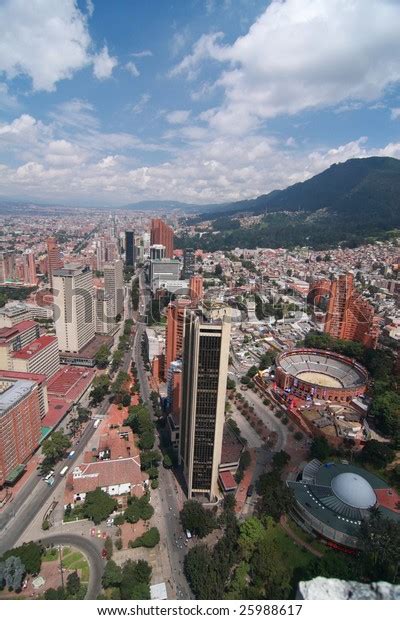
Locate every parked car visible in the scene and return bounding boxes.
[246,484,254,497]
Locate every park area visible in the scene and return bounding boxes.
[0,544,89,600]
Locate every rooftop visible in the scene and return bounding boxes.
[12,334,57,359]
[0,378,36,417]
[0,320,37,341]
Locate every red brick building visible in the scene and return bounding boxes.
[310,274,380,348]
[165,299,193,379]
[0,375,42,486]
[150,218,174,258]
[189,275,204,303]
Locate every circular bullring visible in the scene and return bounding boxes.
[275,348,368,402]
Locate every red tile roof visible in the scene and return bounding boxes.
[0,369,47,384]
[12,335,57,359]
[0,320,37,341]
[376,488,400,513]
[219,471,237,492]
[65,457,146,496]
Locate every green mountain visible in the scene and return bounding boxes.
[181,157,400,250]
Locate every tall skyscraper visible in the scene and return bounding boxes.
[22,250,37,285]
[125,230,135,267]
[322,273,380,348]
[53,265,95,353]
[0,251,16,283]
[96,238,106,271]
[150,218,174,258]
[165,299,193,378]
[104,259,124,319]
[46,237,63,289]
[189,275,204,303]
[95,288,114,334]
[150,244,166,260]
[179,311,231,500]
[183,248,195,279]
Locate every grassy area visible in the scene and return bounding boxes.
[285,517,327,555]
[42,548,58,562]
[62,547,90,583]
[256,521,315,580]
[63,504,86,522]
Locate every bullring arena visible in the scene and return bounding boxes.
[275,348,368,402]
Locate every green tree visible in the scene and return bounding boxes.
[102,560,122,589]
[309,436,331,461]
[227,377,236,390]
[358,440,395,469]
[140,450,161,470]
[180,500,217,538]
[360,511,400,583]
[370,392,400,441]
[256,472,293,521]
[0,542,42,575]
[66,571,81,596]
[163,454,172,469]
[250,539,291,599]
[238,517,265,559]
[42,430,71,463]
[119,560,152,600]
[130,527,160,548]
[95,345,110,369]
[90,375,110,406]
[83,488,117,525]
[214,263,223,277]
[104,536,113,560]
[272,450,291,470]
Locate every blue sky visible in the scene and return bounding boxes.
[0,0,400,206]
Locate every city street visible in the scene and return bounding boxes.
[132,271,193,599]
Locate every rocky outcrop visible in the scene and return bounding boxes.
[297,577,400,600]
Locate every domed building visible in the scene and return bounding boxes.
[287,460,400,549]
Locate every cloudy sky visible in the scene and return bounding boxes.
[0,0,400,207]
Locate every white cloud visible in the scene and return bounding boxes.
[0,83,19,110]
[131,50,153,58]
[172,0,400,133]
[93,45,118,80]
[170,27,191,58]
[391,108,400,120]
[0,0,91,91]
[125,61,140,77]
[130,94,151,115]
[0,0,119,91]
[166,110,191,124]
[1,107,398,206]
[49,99,99,130]
[86,0,94,17]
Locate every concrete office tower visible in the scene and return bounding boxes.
[183,248,195,279]
[165,299,192,377]
[125,230,135,267]
[0,320,39,369]
[53,265,95,353]
[0,251,16,283]
[22,249,37,285]
[179,311,231,500]
[96,238,106,271]
[104,259,124,318]
[190,275,204,303]
[0,375,42,486]
[150,218,174,258]
[150,244,166,261]
[95,288,114,335]
[46,237,63,289]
